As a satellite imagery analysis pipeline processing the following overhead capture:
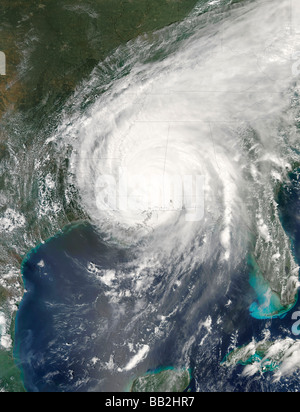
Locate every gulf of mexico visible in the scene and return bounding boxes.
[13,222,131,392]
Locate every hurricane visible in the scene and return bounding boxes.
[61,0,300,389]
[68,0,300,319]
[2,0,300,392]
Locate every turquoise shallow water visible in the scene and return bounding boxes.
[14,222,200,392]
[249,169,300,320]
[15,168,300,391]
[9,0,300,393]
[220,169,300,378]
[14,169,300,392]
[14,222,130,392]
[249,258,297,320]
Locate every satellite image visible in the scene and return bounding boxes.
[0,0,300,393]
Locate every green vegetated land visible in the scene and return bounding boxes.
[0,0,198,119]
[0,0,198,392]
[131,368,191,392]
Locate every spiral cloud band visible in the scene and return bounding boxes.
[54,0,300,355]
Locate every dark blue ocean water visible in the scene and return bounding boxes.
[14,170,300,392]
[14,223,131,392]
